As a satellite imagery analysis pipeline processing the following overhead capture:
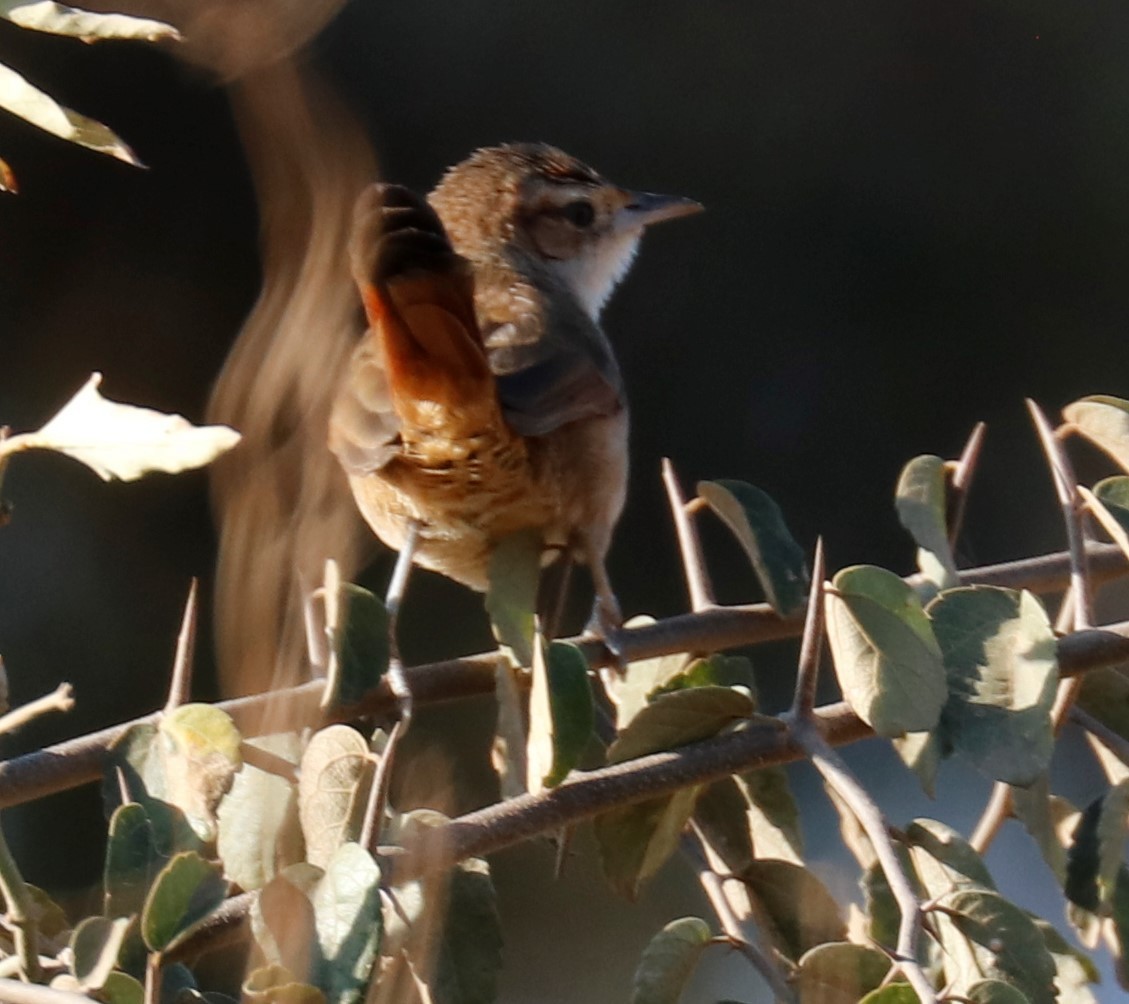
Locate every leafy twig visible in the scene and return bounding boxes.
[0,685,73,739]
[662,458,715,611]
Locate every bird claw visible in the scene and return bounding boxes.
[584,594,627,671]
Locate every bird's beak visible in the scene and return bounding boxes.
[617,190,704,230]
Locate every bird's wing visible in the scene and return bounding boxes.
[477,273,625,438]
[329,183,491,475]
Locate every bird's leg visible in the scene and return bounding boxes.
[585,553,626,665]
[362,520,420,853]
[536,546,573,641]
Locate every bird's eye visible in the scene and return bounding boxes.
[562,200,595,227]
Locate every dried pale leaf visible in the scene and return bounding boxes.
[22,374,240,480]
[298,725,372,869]
[159,703,242,842]
[0,65,139,163]
[630,917,712,1004]
[0,1,179,40]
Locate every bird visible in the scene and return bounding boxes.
[327,143,701,644]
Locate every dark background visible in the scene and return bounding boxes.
[2,2,1128,999]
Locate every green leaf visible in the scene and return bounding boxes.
[104,802,158,918]
[1065,782,1129,913]
[140,851,228,953]
[101,971,144,1004]
[333,585,390,707]
[297,726,372,870]
[431,857,504,1004]
[158,703,242,841]
[936,888,1057,1004]
[905,817,995,894]
[895,454,959,591]
[594,786,702,901]
[491,657,527,799]
[650,654,757,699]
[159,964,196,1004]
[485,528,541,665]
[825,565,946,736]
[892,730,941,798]
[611,618,691,727]
[858,986,918,1004]
[0,1,178,40]
[1109,868,1129,988]
[527,639,594,789]
[929,587,1058,785]
[966,980,1031,1004]
[1063,396,1129,472]
[630,916,712,1004]
[698,479,809,615]
[735,766,803,864]
[741,859,846,962]
[217,733,304,892]
[1077,663,1129,746]
[693,779,755,875]
[794,941,891,1004]
[309,843,382,1004]
[70,915,131,990]
[608,686,753,763]
[104,723,203,858]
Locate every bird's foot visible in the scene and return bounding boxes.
[584,592,627,670]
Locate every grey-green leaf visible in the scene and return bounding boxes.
[825,565,946,736]
[895,454,959,590]
[104,802,158,918]
[1063,396,1129,472]
[140,852,228,953]
[608,686,753,764]
[217,733,304,892]
[741,859,846,962]
[858,986,919,1004]
[693,779,756,875]
[892,730,941,798]
[485,529,541,665]
[698,479,808,615]
[736,766,803,864]
[630,916,712,1004]
[309,843,382,1004]
[966,980,1031,1004]
[594,787,702,901]
[794,941,891,1004]
[905,817,995,894]
[1065,782,1129,913]
[930,587,1057,786]
[432,857,504,1004]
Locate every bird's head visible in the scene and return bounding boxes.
[429,142,702,319]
